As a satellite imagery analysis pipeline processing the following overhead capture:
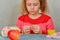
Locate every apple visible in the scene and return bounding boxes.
[8,30,20,40]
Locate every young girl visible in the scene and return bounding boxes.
[16,0,56,34]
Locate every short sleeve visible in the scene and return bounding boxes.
[16,16,24,33]
[46,18,56,34]
[16,19,23,29]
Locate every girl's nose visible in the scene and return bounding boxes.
[31,5,34,10]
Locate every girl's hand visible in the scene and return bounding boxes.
[31,25,41,34]
[22,25,31,34]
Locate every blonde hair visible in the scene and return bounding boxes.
[20,0,49,15]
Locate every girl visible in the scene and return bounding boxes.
[16,0,56,34]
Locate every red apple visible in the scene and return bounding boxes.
[8,30,20,40]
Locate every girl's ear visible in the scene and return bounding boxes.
[38,9,42,13]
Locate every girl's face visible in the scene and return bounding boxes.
[26,0,40,15]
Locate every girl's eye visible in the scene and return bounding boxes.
[27,3,31,6]
[34,3,38,6]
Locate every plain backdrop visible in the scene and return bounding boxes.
[0,0,60,32]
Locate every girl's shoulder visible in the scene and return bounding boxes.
[18,14,28,20]
[40,14,52,23]
[41,14,51,19]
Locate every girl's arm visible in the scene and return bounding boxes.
[46,18,56,35]
[16,19,23,33]
[16,19,31,34]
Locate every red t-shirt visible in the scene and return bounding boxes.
[16,14,55,34]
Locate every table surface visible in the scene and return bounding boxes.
[0,34,60,40]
